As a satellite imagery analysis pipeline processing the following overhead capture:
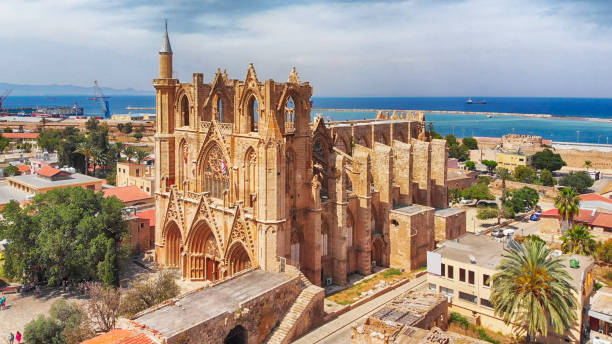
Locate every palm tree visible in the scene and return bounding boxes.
[560,225,597,255]
[114,142,125,162]
[90,147,103,175]
[496,167,511,198]
[122,146,136,163]
[491,240,577,342]
[134,149,149,165]
[584,160,592,171]
[554,187,580,231]
[75,141,93,175]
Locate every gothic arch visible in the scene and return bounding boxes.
[210,91,233,123]
[162,220,182,267]
[225,240,252,275]
[196,140,230,197]
[186,220,222,280]
[335,135,350,154]
[372,236,384,266]
[355,135,370,148]
[346,210,355,248]
[277,87,302,134]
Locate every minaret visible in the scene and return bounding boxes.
[159,19,173,78]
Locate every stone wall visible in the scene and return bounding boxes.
[389,206,435,271]
[501,134,543,152]
[166,275,302,344]
[434,210,466,243]
[491,179,558,198]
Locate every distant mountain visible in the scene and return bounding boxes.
[0,82,153,96]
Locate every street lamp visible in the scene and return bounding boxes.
[576,130,580,143]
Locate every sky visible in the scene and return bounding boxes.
[1,0,612,97]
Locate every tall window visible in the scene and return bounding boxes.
[468,270,475,285]
[483,274,490,287]
[459,268,466,282]
[180,95,190,127]
[248,95,259,132]
[285,96,295,133]
[245,149,256,207]
[447,265,454,279]
[347,212,354,248]
[290,243,300,267]
[217,97,224,122]
[203,143,229,199]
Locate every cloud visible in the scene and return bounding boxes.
[0,0,611,97]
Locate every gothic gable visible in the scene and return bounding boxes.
[186,194,224,254]
[162,187,186,237]
[225,204,255,261]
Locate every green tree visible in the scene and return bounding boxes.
[75,141,93,175]
[122,122,133,134]
[558,172,594,193]
[3,164,20,176]
[560,225,597,256]
[496,167,512,198]
[465,160,475,170]
[449,144,469,161]
[134,149,149,165]
[554,187,581,231]
[85,117,99,131]
[584,160,592,171]
[491,240,577,342]
[538,169,555,186]
[482,160,498,173]
[0,135,10,152]
[513,166,536,184]
[3,127,12,133]
[98,239,120,287]
[515,234,546,246]
[502,186,539,213]
[0,188,127,285]
[49,299,95,344]
[477,207,498,220]
[427,122,443,139]
[449,189,462,205]
[461,183,494,201]
[133,131,143,141]
[477,176,491,185]
[596,239,612,264]
[122,145,136,162]
[532,149,566,172]
[445,134,459,147]
[24,315,64,344]
[106,166,117,186]
[462,137,478,150]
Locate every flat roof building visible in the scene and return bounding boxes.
[427,233,595,344]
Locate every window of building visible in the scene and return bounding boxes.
[441,263,446,277]
[480,298,494,308]
[468,270,475,285]
[140,223,144,228]
[146,187,150,192]
[483,274,490,287]
[440,287,453,297]
[347,226,353,248]
[459,268,466,282]
[321,233,328,256]
[136,169,140,177]
[447,265,454,279]
[203,143,229,199]
[459,292,477,304]
[428,283,436,291]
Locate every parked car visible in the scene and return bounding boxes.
[530,214,540,221]
[460,199,473,205]
[491,229,504,238]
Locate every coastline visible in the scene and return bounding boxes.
[312,108,612,123]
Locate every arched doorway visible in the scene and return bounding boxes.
[227,242,251,276]
[165,222,182,267]
[189,221,220,281]
[224,325,247,344]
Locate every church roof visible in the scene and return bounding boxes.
[159,20,172,54]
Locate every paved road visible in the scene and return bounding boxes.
[292,275,427,344]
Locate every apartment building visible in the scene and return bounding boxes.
[427,233,594,343]
[116,162,155,195]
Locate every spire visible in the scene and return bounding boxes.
[160,19,172,54]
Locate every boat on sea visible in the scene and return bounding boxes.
[466,98,487,104]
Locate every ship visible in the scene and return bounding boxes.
[466,98,486,104]
[2,103,84,118]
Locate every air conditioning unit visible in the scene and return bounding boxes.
[446,295,453,304]
[325,277,333,286]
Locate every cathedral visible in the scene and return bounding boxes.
[154,25,460,287]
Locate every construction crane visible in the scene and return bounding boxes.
[0,89,12,111]
[88,80,110,118]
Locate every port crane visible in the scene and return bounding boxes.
[0,89,12,111]
[88,80,110,118]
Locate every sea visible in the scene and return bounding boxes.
[4,95,612,144]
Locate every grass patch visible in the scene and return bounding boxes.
[326,268,410,305]
[449,312,503,344]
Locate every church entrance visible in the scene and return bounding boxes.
[189,221,220,281]
[224,325,247,344]
[227,242,251,275]
[165,222,182,267]
[372,237,384,267]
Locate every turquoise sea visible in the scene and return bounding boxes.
[3,96,612,144]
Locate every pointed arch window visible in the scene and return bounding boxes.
[248,95,259,132]
[285,96,295,133]
[245,149,257,207]
[203,143,229,199]
[217,96,224,122]
[180,95,190,127]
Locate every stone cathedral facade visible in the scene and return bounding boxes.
[154,27,457,287]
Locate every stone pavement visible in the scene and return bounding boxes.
[292,275,427,344]
[0,288,86,344]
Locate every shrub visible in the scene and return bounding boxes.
[477,207,498,220]
[596,240,612,264]
[120,269,180,317]
[24,315,64,344]
[478,176,491,185]
[476,327,500,344]
[559,172,594,193]
[462,137,478,150]
[450,312,470,330]
[381,268,402,278]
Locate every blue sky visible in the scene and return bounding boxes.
[1,0,611,97]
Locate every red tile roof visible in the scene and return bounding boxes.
[37,166,63,177]
[580,193,612,204]
[103,185,151,203]
[17,165,31,174]
[592,213,612,229]
[2,132,39,139]
[81,329,156,344]
[136,208,156,227]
